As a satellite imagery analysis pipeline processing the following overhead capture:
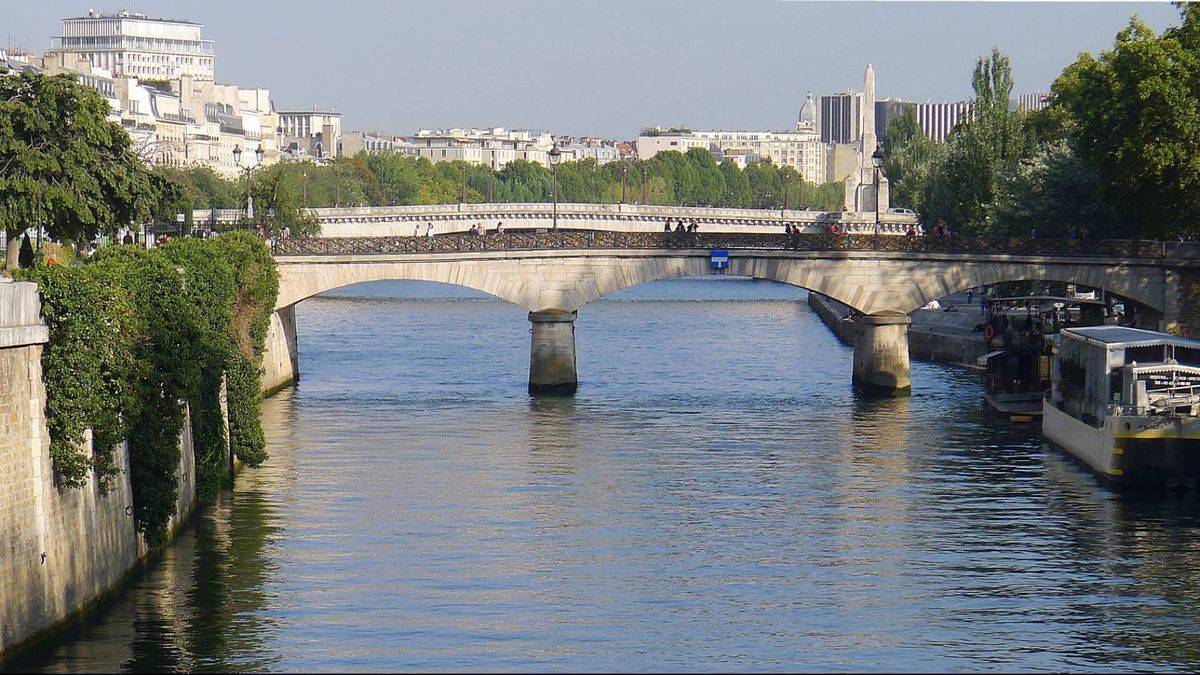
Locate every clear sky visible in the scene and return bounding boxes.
[4,1,1183,138]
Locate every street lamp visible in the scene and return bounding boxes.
[549,142,562,231]
[233,144,265,222]
[871,143,885,236]
[621,161,628,204]
[780,171,789,217]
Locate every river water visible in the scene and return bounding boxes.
[8,277,1200,672]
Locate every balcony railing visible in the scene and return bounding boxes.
[273,232,1167,258]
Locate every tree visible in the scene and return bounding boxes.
[990,141,1121,238]
[1051,5,1200,239]
[246,164,321,237]
[882,108,946,215]
[719,160,750,207]
[744,161,781,209]
[922,48,1033,235]
[0,72,161,271]
[686,147,725,207]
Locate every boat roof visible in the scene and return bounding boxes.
[1062,326,1200,349]
[985,295,1107,305]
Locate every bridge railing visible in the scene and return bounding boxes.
[272,232,1167,258]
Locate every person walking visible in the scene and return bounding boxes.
[664,219,673,232]
[426,222,434,237]
[496,221,504,234]
[414,223,420,237]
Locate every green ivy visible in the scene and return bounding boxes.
[16,264,134,489]
[208,231,279,468]
[16,233,278,545]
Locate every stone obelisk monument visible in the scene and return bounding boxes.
[844,64,889,213]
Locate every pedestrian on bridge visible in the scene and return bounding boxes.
[496,221,504,235]
[426,222,434,237]
[414,223,420,237]
[664,219,673,232]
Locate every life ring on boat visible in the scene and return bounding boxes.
[984,324,995,340]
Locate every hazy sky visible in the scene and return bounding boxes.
[4,1,1183,137]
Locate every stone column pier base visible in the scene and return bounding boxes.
[852,313,911,394]
[529,310,578,396]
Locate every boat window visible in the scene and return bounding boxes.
[1126,345,1162,365]
[1176,346,1200,367]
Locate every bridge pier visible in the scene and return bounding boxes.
[852,313,911,395]
[529,310,578,396]
[262,306,300,394]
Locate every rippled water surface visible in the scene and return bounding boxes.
[9,277,1200,672]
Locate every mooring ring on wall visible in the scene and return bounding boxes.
[125,505,134,516]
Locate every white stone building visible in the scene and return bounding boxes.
[401,128,561,169]
[48,10,215,81]
[279,110,343,160]
[636,97,828,185]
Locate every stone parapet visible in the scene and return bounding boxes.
[0,282,49,349]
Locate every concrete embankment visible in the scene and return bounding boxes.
[807,292,990,368]
[0,281,214,658]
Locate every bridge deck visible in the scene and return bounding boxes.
[273,232,1167,259]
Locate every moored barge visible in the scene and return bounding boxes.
[1043,326,1200,487]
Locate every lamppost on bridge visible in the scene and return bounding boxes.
[621,161,628,204]
[488,155,496,203]
[549,142,562,231]
[872,143,885,237]
[780,171,789,217]
[640,163,648,205]
[232,144,265,222]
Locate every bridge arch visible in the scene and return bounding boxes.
[275,258,546,311]
[904,259,1166,316]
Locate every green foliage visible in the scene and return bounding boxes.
[882,108,947,215]
[208,231,279,468]
[0,72,163,269]
[245,164,322,238]
[15,233,277,545]
[15,264,133,488]
[990,141,1120,238]
[159,237,237,499]
[1050,5,1200,239]
[154,165,242,211]
[901,6,1199,241]
[222,150,835,212]
[922,49,1034,235]
[91,245,198,544]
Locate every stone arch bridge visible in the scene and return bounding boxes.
[262,231,1199,395]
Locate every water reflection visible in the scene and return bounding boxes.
[8,278,1200,672]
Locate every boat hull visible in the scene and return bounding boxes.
[1042,401,1200,487]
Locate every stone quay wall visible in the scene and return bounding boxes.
[0,281,208,658]
[808,291,988,368]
